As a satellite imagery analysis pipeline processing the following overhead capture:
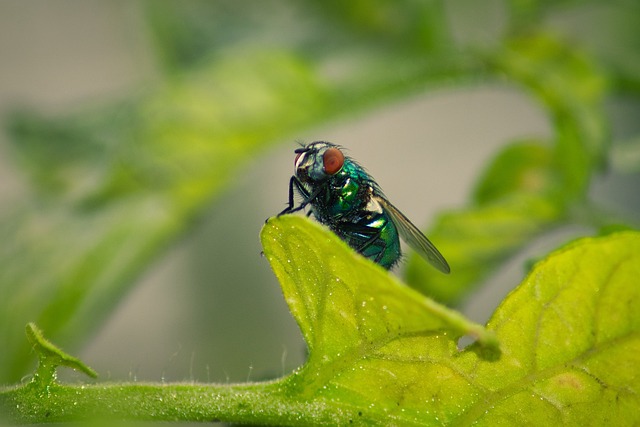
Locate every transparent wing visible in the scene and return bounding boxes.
[375,196,450,274]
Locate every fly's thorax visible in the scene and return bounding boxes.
[326,173,361,216]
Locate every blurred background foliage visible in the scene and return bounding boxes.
[0,0,639,384]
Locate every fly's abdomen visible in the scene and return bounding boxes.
[342,211,401,269]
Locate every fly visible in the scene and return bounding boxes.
[277,141,450,273]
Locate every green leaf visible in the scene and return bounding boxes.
[472,140,558,205]
[453,230,640,425]
[268,221,640,425]
[405,31,613,303]
[406,34,608,304]
[262,215,499,355]
[262,215,499,424]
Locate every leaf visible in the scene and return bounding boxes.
[405,31,613,303]
[262,216,498,424]
[452,230,640,425]
[266,220,640,425]
[261,219,640,425]
[261,216,499,356]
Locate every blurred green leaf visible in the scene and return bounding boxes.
[472,140,557,204]
[0,49,334,382]
[406,192,563,304]
[493,34,609,198]
[405,32,613,303]
[406,139,564,303]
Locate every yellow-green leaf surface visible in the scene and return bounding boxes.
[262,216,498,425]
[263,217,639,425]
[456,230,640,425]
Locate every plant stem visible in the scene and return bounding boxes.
[0,379,357,425]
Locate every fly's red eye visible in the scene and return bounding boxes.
[323,147,344,175]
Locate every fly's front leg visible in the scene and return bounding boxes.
[278,176,310,216]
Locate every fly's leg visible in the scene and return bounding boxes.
[364,237,388,264]
[278,176,310,216]
[340,222,386,261]
[372,242,388,263]
[356,227,383,253]
[277,176,325,217]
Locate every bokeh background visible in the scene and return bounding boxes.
[1,1,638,385]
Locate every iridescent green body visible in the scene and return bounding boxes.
[278,141,449,273]
[311,156,401,269]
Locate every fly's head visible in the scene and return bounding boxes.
[293,141,345,184]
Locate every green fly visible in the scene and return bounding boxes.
[278,141,450,273]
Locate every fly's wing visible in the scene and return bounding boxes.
[375,196,450,274]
